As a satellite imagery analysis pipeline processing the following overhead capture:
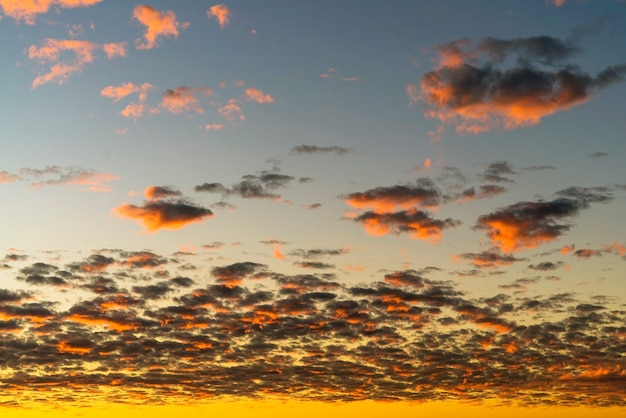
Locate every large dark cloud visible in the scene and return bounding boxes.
[412,33,626,135]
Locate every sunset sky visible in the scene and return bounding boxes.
[1,1,625,416]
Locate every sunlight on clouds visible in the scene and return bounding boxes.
[133,4,188,50]
[207,4,231,28]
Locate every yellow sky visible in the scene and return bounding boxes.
[4,401,625,418]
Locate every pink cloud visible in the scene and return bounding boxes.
[0,0,102,25]
[204,123,224,131]
[133,4,188,50]
[103,42,127,59]
[28,39,98,88]
[207,4,231,28]
[160,86,213,114]
[218,99,245,121]
[0,170,21,184]
[244,88,274,104]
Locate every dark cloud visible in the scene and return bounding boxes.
[528,261,564,271]
[288,248,350,258]
[114,199,213,232]
[195,170,296,200]
[144,185,182,200]
[294,261,336,269]
[475,187,612,252]
[290,145,350,155]
[352,209,460,241]
[413,34,626,135]
[343,178,442,212]
[483,161,516,183]
[458,250,527,269]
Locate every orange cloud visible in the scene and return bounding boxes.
[160,86,213,114]
[101,82,154,102]
[343,180,441,213]
[207,4,231,28]
[354,209,458,242]
[28,39,98,88]
[204,123,224,131]
[417,36,626,134]
[114,200,213,232]
[244,88,274,104]
[102,42,127,59]
[0,0,102,25]
[133,4,187,50]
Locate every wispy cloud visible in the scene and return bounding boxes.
[1,166,118,192]
[160,86,213,114]
[290,145,350,156]
[28,39,98,88]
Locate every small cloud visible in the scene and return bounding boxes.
[101,82,154,103]
[218,99,245,122]
[204,123,224,131]
[290,145,349,156]
[144,186,182,200]
[0,171,21,184]
[160,86,213,114]
[589,152,609,158]
[244,88,274,104]
[207,4,231,28]
[102,42,127,59]
[133,4,188,50]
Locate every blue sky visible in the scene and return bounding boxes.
[1,0,625,414]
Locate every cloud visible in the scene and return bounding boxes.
[343,178,442,213]
[100,82,154,102]
[113,186,213,232]
[218,98,245,121]
[352,209,460,241]
[475,187,612,252]
[0,170,21,184]
[244,88,274,104]
[204,123,224,131]
[457,250,527,269]
[102,42,127,59]
[28,39,98,88]
[5,166,118,192]
[160,86,213,114]
[483,161,516,183]
[0,0,102,25]
[414,34,626,134]
[133,4,188,50]
[207,4,231,28]
[290,145,350,155]
[195,170,296,201]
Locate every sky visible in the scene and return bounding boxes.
[1,0,626,416]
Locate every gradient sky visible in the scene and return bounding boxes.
[1,1,626,416]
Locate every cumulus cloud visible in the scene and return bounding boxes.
[352,209,460,241]
[412,34,626,135]
[114,186,213,232]
[458,250,527,269]
[133,4,188,50]
[0,0,102,25]
[343,179,442,213]
[28,39,98,88]
[207,4,231,28]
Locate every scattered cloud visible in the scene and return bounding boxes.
[1,166,118,192]
[133,4,188,50]
[207,4,231,28]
